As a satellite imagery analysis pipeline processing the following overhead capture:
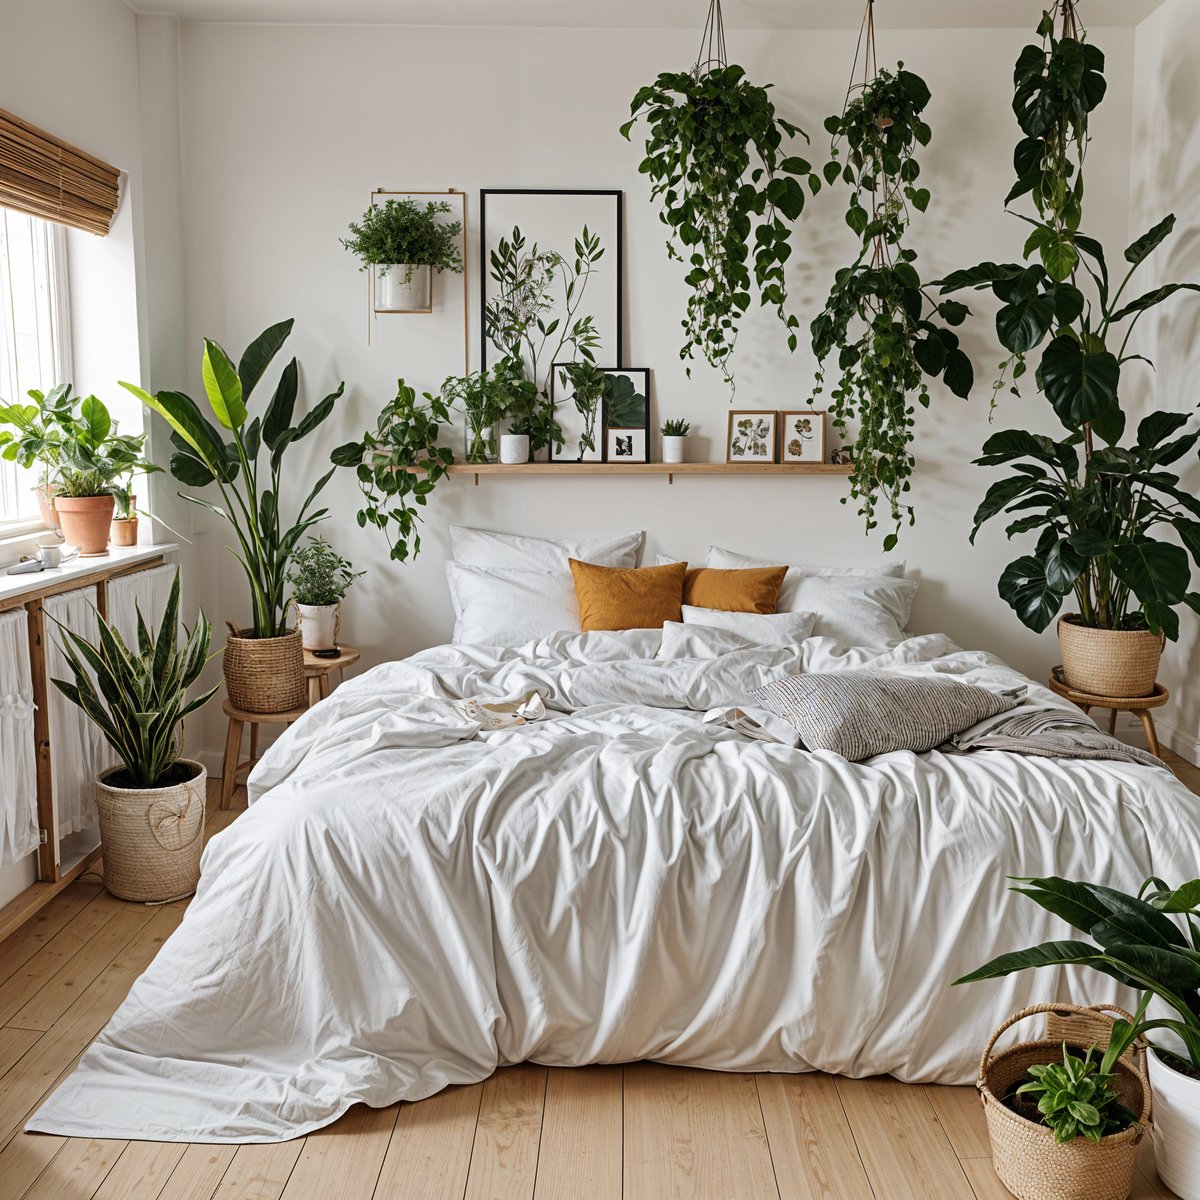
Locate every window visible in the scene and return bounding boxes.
[0,206,71,531]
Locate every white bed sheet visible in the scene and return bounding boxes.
[29,628,1200,1142]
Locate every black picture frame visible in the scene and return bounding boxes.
[599,367,650,463]
[479,189,624,375]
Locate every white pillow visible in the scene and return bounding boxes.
[787,575,918,650]
[446,563,580,645]
[451,526,642,570]
[680,605,817,646]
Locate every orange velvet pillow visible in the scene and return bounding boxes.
[568,559,687,631]
[683,565,787,614]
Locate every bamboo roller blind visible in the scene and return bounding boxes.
[0,106,120,236]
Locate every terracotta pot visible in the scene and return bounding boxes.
[223,627,305,713]
[34,485,61,532]
[110,516,139,547]
[1058,615,1164,698]
[55,494,115,556]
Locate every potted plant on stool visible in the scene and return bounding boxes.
[341,198,464,313]
[50,570,219,903]
[287,535,364,651]
[122,319,350,713]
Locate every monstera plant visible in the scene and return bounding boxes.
[940,1,1200,694]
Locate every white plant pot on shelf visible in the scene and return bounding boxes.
[1148,1046,1200,1198]
[297,603,339,651]
[500,433,530,464]
[662,436,687,464]
[374,264,431,313]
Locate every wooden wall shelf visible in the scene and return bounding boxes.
[450,462,852,484]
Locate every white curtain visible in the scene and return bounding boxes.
[44,587,107,837]
[0,608,38,864]
[107,565,177,648]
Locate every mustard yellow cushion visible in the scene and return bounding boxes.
[568,559,687,631]
[683,565,787,614]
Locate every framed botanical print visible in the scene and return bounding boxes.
[727,410,778,463]
[606,427,648,463]
[549,365,650,462]
[779,410,827,463]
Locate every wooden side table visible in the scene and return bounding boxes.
[219,699,307,809]
[304,644,361,707]
[1048,666,1169,757]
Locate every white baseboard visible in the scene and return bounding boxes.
[195,748,225,778]
[1153,716,1200,767]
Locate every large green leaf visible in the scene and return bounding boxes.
[1037,336,1120,428]
[262,358,298,450]
[936,262,1025,294]
[1137,410,1192,449]
[1109,282,1200,324]
[293,383,345,441]
[1112,540,1190,607]
[998,554,1068,632]
[237,318,294,400]
[954,940,1106,986]
[201,339,247,430]
[996,293,1055,353]
[971,474,1046,539]
[121,384,224,473]
[975,430,1057,467]
[78,396,111,448]
[1125,214,1176,266]
[1045,538,1085,592]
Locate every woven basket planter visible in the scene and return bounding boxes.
[1058,615,1164,698]
[95,760,207,903]
[978,1004,1151,1200]
[223,627,305,713]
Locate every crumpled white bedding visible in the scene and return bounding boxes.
[29,627,1200,1142]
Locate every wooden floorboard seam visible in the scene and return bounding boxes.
[751,1074,785,1200]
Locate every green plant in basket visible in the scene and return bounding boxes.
[1011,1043,1136,1143]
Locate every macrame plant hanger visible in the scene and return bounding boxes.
[694,0,729,76]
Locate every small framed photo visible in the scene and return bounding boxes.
[779,410,827,463]
[727,410,778,463]
[606,427,647,463]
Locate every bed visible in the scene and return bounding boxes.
[27,621,1200,1143]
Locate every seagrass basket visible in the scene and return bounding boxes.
[1058,615,1164,698]
[223,626,305,713]
[978,1004,1150,1200]
[95,761,207,903]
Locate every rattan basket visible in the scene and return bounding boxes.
[95,761,207,903]
[223,626,305,713]
[1058,615,1164,698]
[978,1004,1150,1200]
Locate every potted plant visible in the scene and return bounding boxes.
[287,536,363,651]
[332,378,453,562]
[660,418,691,464]
[0,384,71,530]
[957,874,1200,1199]
[941,3,1200,694]
[49,569,218,902]
[122,319,350,714]
[110,477,138,547]
[341,198,463,313]
[51,394,156,557]
[443,365,512,465]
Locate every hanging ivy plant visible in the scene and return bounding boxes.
[811,63,973,551]
[620,65,820,391]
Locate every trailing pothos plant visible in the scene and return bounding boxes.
[332,379,454,564]
[621,65,819,391]
[939,1,1200,635]
[811,64,973,550]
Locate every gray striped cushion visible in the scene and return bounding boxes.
[748,670,1020,762]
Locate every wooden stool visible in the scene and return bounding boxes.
[303,644,361,707]
[220,699,307,809]
[1048,666,1169,757]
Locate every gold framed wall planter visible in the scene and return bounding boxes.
[373,262,432,314]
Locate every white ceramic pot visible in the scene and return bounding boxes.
[500,433,530,464]
[297,602,339,651]
[374,263,431,312]
[1148,1046,1200,1198]
[662,435,687,464]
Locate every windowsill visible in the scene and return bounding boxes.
[0,541,178,607]
[0,523,52,569]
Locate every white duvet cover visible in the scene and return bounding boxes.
[30,629,1200,1142]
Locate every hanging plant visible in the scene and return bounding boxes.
[811,14,973,551]
[620,0,820,392]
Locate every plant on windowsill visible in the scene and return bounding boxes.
[0,384,72,531]
[121,319,350,715]
[938,1,1200,696]
[287,535,363,653]
[341,198,464,313]
[660,418,691,465]
[50,568,219,902]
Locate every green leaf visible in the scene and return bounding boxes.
[1109,282,1200,324]
[1111,540,1190,608]
[942,350,974,399]
[78,396,112,447]
[998,554,1068,632]
[1125,214,1176,266]
[954,940,1106,986]
[237,319,294,400]
[1137,410,1192,449]
[201,339,247,430]
[122,384,224,474]
[263,358,298,451]
[996,293,1055,353]
[1037,336,1120,428]
[936,262,1025,294]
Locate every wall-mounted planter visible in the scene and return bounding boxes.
[374,264,432,314]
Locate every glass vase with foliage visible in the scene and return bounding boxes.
[939,2,1200,636]
[483,226,603,455]
[122,319,348,639]
[812,58,973,551]
[443,366,511,465]
[332,378,454,564]
[341,198,464,283]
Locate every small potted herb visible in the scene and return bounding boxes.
[287,536,364,651]
[341,198,463,313]
[660,418,691,464]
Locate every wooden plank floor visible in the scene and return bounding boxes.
[2,753,1194,1200]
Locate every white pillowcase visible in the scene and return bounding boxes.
[680,605,817,646]
[786,575,917,650]
[446,563,580,645]
[451,525,642,570]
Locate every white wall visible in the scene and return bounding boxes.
[171,20,1137,758]
[1130,0,1200,762]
